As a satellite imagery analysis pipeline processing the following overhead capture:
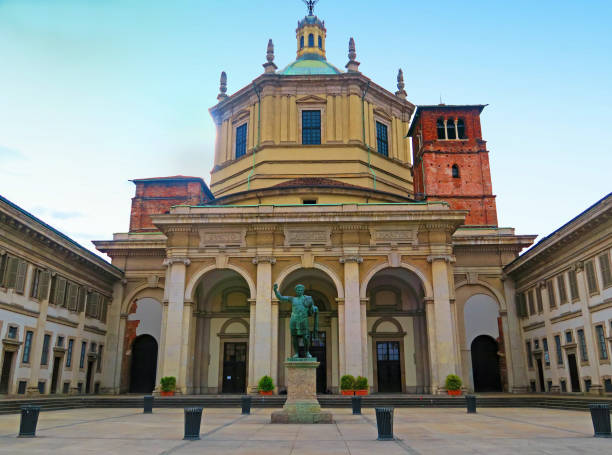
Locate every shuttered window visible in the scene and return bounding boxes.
[585,261,599,294]
[86,292,100,318]
[528,290,535,315]
[53,277,67,306]
[0,253,7,286]
[30,269,41,298]
[536,286,543,313]
[77,287,86,313]
[557,274,567,304]
[66,283,79,311]
[547,280,556,308]
[38,271,51,301]
[599,252,612,288]
[568,269,579,300]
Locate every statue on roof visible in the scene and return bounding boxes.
[302,0,319,16]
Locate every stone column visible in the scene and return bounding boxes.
[271,298,279,390]
[424,297,438,393]
[178,300,194,393]
[575,261,603,394]
[502,276,528,392]
[252,256,275,390]
[101,280,124,394]
[247,299,257,392]
[336,299,345,377]
[360,298,369,383]
[427,255,457,392]
[340,256,363,377]
[26,266,48,395]
[158,257,190,393]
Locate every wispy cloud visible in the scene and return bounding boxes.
[0,145,25,161]
[32,206,83,220]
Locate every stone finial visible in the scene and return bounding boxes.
[263,39,277,74]
[217,71,228,101]
[345,37,360,72]
[395,68,407,98]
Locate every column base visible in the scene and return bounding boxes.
[25,387,40,397]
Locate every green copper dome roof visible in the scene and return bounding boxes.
[280,54,342,76]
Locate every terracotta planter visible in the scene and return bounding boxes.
[259,390,273,395]
[341,390,355,396]
[160,391,175,397]
[447,389,461,396]
[354,389,368,396]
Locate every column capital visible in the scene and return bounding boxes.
[360,298,368,305]
[571,261,584,272]
[163,257,191,267]
[335,298,345,305]
[252,256,276,265]
[427,254,455,264]
[120,313,129,320]
[248,298,257,306]
[424,297,434,304]
[339,256,363,264]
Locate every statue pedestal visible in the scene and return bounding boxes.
[271,359,333,424]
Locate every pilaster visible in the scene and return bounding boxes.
[101,280,125,394]
[253,256,275,390]
[340,255,363,377]
[502,274,528,392]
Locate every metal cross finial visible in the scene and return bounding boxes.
[302,0,319,15]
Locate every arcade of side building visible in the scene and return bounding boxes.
[3,7,610,399]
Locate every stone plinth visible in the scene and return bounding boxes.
[271,359,333,424]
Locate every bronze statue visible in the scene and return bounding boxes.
[273,283,319,359]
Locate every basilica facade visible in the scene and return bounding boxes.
[91,8,536,396]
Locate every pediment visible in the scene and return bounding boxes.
[232,109,250,123]
[373,107,392,121]
[296,95,327,104]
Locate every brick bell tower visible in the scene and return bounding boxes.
[409,104,498,226]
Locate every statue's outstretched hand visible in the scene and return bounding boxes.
[273,283,278,291]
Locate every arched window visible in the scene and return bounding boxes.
[452,164,460,178]
[308,33,314,47]
[436,118,445,139]
[300,36,304,49]
[446,119,457,140]
[318,36,322,49]
[457,118,465,139]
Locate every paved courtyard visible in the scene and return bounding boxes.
[0,407,609,454]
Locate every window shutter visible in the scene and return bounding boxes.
[547,280,556,308]
[599,253,612,288]
[100,298,108,322]
[5,257,19,288]
[67,283,78,310]
[515,293,527,318]
[38,271,51,300]
[87,292,99,318]
[585,261,598,294]
[568,269,579,300]
[54,277,67,306]
[77,288,86,313]
[0,254,7,286]
[15,260,28,293]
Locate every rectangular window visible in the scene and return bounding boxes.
[5,257,27,293]
[86,292,100,318]
[7,326,18,339]
[57,336,64,347]
[568,269,579,300]
[546,380,552,392]
[547,280,556,308]
[38,381,45,394]
[97,345,103,372]
[66,339,74,367]
[235,123,247,158]
[599,252,612,288]
[80,341,87,369]
[554,335,563,365]
[561,380,567,392]
[577,329,588,362]
[41,334,51,366]
[23,330,33,363]
[516,292,527,318]
[52,276,67,306]
[0,253,7,286]
[543,338,550,366]
[565,331,573,343]
[18,381,27,394]
[605,379,612,393]
[526,341,533,368]
[30,268,41,299]
[585,379,592,392]
[66,282,79,311]
[91,342,97,353]
[557,275,567,304]
[301,110,321,145]
[528,290,535,315]
[596,325,608,360]
[62,382,70,394]
[585,260,599,294]
[376,121,389,157]
[536,286,543,313]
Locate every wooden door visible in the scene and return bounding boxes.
[376,341,402,393]
[222,343,247,394]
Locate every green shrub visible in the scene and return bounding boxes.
[160,376,176,392]
[258,375,274,392]
[340,374,355,390]
[355,376,368,390]
[445,374,462,391]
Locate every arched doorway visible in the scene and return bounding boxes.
[365,267,429,394]
[471,335,501,392]
[129,335,158,393]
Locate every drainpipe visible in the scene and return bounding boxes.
[247,82,262,191]
[361,81,376,190]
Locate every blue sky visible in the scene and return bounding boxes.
[1,0,611,256]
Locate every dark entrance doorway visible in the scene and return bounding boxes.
[50,356,62,394]
[536,357,545,392]
[471,335,502,392]
[0,351,14,394]
[310,331,327,393]
[376,341,402,393]
[85,360,94,394]
[222,342,247,393]
[567,353,580,392]
[129,335,158,393]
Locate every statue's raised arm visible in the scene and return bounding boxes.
[273,283,291,302]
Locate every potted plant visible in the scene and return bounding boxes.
[340,374,355,396]
[258,375,274,395]
[354,376,369,396]
[445,374,462,396]
[160,376,176,397]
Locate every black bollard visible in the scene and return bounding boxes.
[589,403,611,437]
[241,395,252,415]
[18,405,40,438]
[184,407,203,440]
[375,407,394,441]
[466,394,477,414]
[143,395,153,414]
[351,396,362,415]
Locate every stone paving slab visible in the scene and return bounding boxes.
[0,407,610,454]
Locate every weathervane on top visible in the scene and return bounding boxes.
[302,0,319,15]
